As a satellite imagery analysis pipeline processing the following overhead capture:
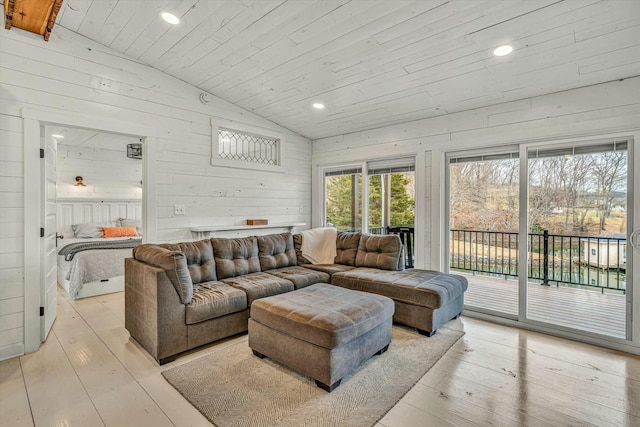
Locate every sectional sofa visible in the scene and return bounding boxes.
[124,231,467,364]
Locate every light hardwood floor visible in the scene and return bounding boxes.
[1,287,639,427]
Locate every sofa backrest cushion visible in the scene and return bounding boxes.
[159,239,217,284]
[257,232,297,271]
[132,244,194,304]
[335,231,361,266]
[355,234,403,271]
[211,236,261,279]
[293,231,361,266]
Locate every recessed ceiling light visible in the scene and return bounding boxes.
[52,134,64,139]
[161,12,180,25]
[493,45,513,57]
[312,103,325,109]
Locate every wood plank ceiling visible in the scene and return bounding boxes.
[49,0,640,139]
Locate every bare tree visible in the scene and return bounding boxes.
[590,151,627,233]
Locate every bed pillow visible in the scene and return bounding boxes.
[72,222,115,238]
[102,226,138,238]
[117,218,143,237]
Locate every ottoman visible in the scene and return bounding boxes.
[248,283,394,392]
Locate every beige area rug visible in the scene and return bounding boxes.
[162,326,464,427]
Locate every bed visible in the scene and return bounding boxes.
[57,236,141,300]
[56,200,143,299]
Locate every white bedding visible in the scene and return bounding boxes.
[57,237,137,299]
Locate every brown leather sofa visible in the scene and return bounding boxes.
[124,231,467,364]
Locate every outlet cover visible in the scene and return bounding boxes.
[174,205,185,215]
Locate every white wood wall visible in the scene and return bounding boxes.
[312,76,640,271]
[56,202,142,237]
[57,145,142,201]
[0,23,311,360]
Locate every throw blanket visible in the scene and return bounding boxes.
[300,228,337,264]
[58,238,142,261]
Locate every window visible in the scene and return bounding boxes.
[322,157,416,234]
[211,119,284,172]
[366,158,415,233]
[324,167,362,231]
[591,248,597,256]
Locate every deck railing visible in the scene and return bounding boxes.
[450,229,627,293]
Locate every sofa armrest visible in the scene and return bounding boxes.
[133,244,194,304]
[125,258,188,363]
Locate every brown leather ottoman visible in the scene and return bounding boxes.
[248,283,394,392]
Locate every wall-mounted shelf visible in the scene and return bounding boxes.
[190,222,306,239]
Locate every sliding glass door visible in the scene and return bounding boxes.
[526,140,628,338]
[448,149,520,317]
[448,138,632,340]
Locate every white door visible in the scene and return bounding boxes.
[41,131,57,341]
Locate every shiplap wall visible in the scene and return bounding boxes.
[56,202,142,237]
[57,145,142,200]
[0,25,311,360]
[312,76,640,272]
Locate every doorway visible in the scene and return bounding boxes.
[22,108,155,353]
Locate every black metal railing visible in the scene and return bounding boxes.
[450,229,627,293]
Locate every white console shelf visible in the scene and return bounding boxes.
[190,222,306,239]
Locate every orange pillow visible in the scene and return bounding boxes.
[102,226,138,238]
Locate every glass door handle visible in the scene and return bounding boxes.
[631,229,640,251]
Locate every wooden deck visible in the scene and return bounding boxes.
[461,272,627,339]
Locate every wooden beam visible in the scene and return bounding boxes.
[3,0,63,41]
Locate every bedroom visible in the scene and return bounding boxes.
[51,126,143,301]
[0,0,639,426]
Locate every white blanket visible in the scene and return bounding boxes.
[300,227,337,264]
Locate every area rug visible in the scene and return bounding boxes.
[162,326,464,427]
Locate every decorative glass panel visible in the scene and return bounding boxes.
[218,128,279,166]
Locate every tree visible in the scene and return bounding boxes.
[325,174,361,230]
[368,173,415,228]
[590,151,627,233]
[390,173,414,226]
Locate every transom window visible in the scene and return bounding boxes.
[211,119,284,173]
[218,128,279,166]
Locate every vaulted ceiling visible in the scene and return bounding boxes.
[47,0,640,139]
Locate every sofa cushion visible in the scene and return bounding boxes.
[132,244,194,304]
[160,239,216,284]
[293,231,362,266]
[335,231,361,266]
[185,281,247,325]
[331,268,468,309]
[211,236,261,280]
[264,266,330,289]
[301,263,357,276]
[355,234,403,271]
[257,232,298,271]
[221,272,294,305]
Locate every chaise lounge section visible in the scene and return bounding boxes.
[125,230,467,364]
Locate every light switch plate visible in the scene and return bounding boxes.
[174,205,185,215]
